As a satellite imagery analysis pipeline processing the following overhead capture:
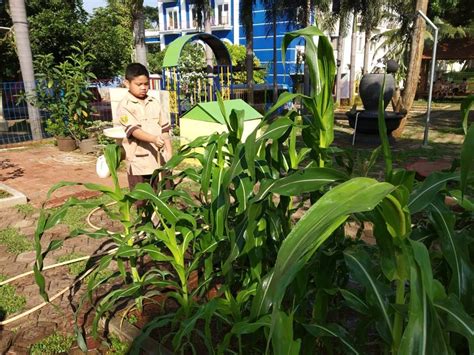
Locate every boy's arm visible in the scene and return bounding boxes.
[162,132,173,162]
[130,128,165,148]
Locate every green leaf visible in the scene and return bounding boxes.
[304,323,360,354]
[377,74,392,180]
[460,124,474,199]
[460,94,474,135]
[343,248,393,338]
[408,172,458,214]
[201,141,217,198]
[257,117,294,143]
[340,289,370,315]
[434,294,474,353]
[264,92,305,119]
[272,311,301,355]
[399,240,450,354]
[128,183,179,224]
[251,178,394,318]
[429,199,474,307]
[263,167,348,198]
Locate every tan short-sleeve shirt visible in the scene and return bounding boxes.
[114,92,171,176]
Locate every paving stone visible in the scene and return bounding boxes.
[12,321,57,349]
[15,251,36,263]
[20,226,36,237]
[5,345,29,354]
[0,330,14,354]
[12,219,34,229]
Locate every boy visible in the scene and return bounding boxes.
[114,63,172,198]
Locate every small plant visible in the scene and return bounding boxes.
[0,227,33,254]
[29,332,74,355]
[127,314,138,325]
[16,203,36,217]
[107,336,130,354]
[25,43,97,140]
[0,274,27,320]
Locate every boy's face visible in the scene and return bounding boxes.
[125,75,149,99]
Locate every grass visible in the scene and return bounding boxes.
[0,274,27,320]
[29,332,74,355]
[0,227,33,254]
[53,193,119,231]
[106,336,131,354]
[16,203,36,216]
[0,189,12,199]
[57,252,113,281]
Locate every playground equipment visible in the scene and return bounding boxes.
[161,32,233,125]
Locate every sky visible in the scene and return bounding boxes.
[82,0,157,14]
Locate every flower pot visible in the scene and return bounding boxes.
[79,137,99,154]
[56,136,77,152]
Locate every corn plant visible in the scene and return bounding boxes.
[32,25,473,354]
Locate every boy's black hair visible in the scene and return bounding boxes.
[125,63,149,80]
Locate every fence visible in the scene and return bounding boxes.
[0,81,115,147]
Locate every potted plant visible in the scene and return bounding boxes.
[26,43,97,151]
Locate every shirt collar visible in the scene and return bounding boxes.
[126,91,155,105]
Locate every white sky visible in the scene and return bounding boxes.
[83,0,157,14]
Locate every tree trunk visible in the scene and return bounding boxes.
[204,4,214,94]
[393,0,428,137]
[10,0,43,140]
[349,12,357,104]
[363,28,371,74]
[335,17,346,105]
[245,23,254,105]
[133,7,147,66]
[272,10,278,103]
[303,0,311,96]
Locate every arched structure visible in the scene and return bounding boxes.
[161,33,233,124]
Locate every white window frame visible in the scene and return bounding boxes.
[215,0,230,26]
[166,6,180,30]
[189,5,198,29]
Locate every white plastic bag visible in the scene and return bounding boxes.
[96,155,110,178]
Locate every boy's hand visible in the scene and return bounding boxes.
[155,135,164,148]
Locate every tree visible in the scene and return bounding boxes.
[240,0,256,104]
[392,0,428,137]
[85,7,133,78]
[27,0,87,64]
[0,2,19,81]
[108,0,147,66]
[9,0,42,140]
[225,43,266,84]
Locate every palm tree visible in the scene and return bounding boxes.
[9,0,43,140]
[240,0,256,104]
[401,0,428,112]
[108,0,147,66]
[392,0,428,137]
[190,0,214,72]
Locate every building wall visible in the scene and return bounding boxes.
[148,0,393,92]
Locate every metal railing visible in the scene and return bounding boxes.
[0,81,116,147]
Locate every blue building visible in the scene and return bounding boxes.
[147,0,305,89]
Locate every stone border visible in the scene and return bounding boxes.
[0,183,27,209]
[99,316,173,355]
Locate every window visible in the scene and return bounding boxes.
[216,2,229,26]
[189,5,198,29]
[166,7,179,30]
